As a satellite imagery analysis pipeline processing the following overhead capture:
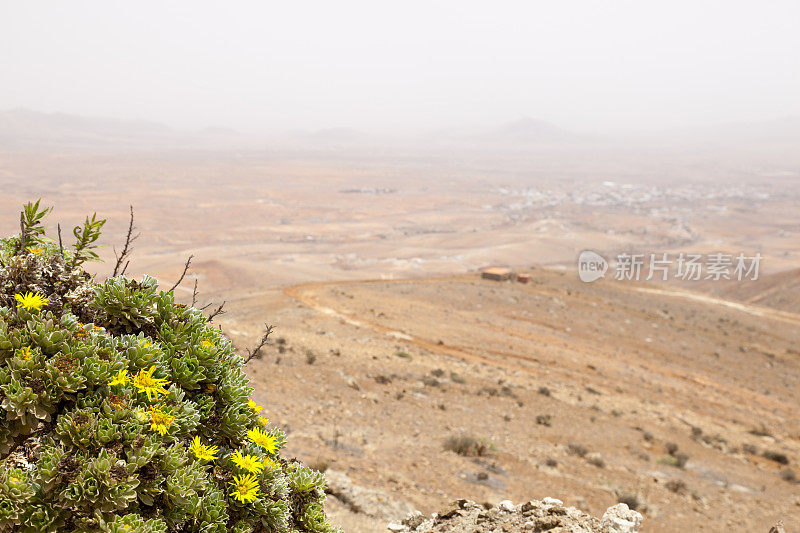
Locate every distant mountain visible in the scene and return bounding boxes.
[0,109,260,150]
[0,108,177,148]
[283,127,370,145]
[433,118,584,145]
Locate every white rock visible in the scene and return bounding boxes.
[387,523,405,532]
[601,503,643,533]
[542,497,563,506]
[498,499,515,512]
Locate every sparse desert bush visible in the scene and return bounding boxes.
[0,202,339,532]
[742,443,758,455]
[537,386,550,396]
[665,442,679,456]
[616,493,640,511]
[535,414,552,427]
[748,424,773,437]
[276,337,287,354]
[674,453,689,468]
[566,443,588,458]
[586,452,605,468]
[658,453,689,469]
[422,376,440,388]
[373,374,391,385]
[305,349,317,365]
[779,468,797,483]
[449,372,466,384]
[394,350,412,360]
[665,479,687,494]
[763,450,790,465]
[443,434,493,457]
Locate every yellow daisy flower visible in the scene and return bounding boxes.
[19,347,33,361]
[248,400,262,414]
[14,291,49,311]
[133,366,171,402]
[189,436,219,462]
[247,427,278,454]
[262,457,277,470]
[230,451,264,474]
[109,369,129,387]
[229,473,260,503]
[148,406,174,436]
[201,339,215,349]
[257,416,270,427]
[27,247,44,255]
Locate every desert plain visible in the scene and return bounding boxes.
[1,113,799,531]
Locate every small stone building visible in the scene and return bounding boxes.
[481,267,515,281]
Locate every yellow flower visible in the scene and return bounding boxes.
[148,406,174,436]
[257,416,269,427]
[19,347,32,361]
[109,369,129,387]
[14,291,49,311]
[201,339,215,349]
[229,473,260,503]
[248,400,262,414]
[230,451,264,474]
[133,366,170,402]
[189,436,219,462]
[27,247,43,255]
[262,457,277,470]
[247,427,277,454]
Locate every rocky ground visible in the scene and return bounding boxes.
[206,269,800,532]
[386,497,640,533]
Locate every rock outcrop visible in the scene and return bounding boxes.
[387,498,644,532]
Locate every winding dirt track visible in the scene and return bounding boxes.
[281,277,537,372]
[282,275,800,385]
[629,286,800,326]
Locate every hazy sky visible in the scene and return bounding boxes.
[2,1,799,133]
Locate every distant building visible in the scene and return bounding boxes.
[481,267,515,281]
[517,273,531,284]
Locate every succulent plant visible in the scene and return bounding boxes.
[0,201,340,532]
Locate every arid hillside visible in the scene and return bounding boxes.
[708,267,800,314]
[1,141,799,532]
[211,269,800,532]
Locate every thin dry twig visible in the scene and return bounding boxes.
[57,223,64,256]
[18,217,25,252]
[113,205,140,277]
[243,324,275,365]
[207,301,226,322]
[169,254,194,292]
[191,279,199,307]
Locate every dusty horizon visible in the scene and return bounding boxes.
[3,2,800,134]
